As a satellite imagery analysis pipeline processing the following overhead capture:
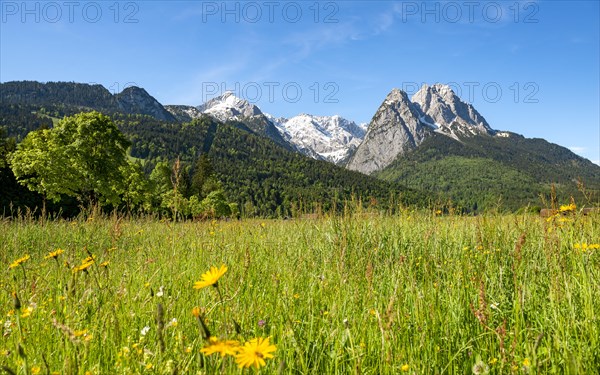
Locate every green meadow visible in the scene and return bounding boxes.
[1,210,599,374]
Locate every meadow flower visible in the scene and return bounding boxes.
[140,326,150,336]
[9,255,30,269]
[192,306,202,317]
[235,337,276,369]
[45,249,64,260]
[73,256,94,273]
[31,366,41,375]
[401,364,410,372]
[194,265,227,289]
[99,261,109,267]
[559,203,576,212]
[523,358,530,367]
[201,336,240,357]
[20,306,34,318]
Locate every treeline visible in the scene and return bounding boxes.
[1,109,426,218]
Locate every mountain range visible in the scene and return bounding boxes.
[1,80,599,211]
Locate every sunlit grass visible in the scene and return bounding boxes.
[0,210,598,373]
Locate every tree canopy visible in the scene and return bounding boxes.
[10,111,131,205]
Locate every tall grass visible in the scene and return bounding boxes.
[0,210,598,374]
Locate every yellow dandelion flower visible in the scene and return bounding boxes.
[559,203,576,212]
[45,249,64,260]
[20,306,33,318]
[99,261,110,267]
[192,306,202,317]
[401,364,410,372]
[200,337,240,357]
[73,256,95,273]
[9,255,30,269]
[489,357,498,364]
[193,265,227,289]
[235,337,276,369]
[31,366,41,375]
[523,358,530,367]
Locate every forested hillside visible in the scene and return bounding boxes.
[376,133,600,210]
[0,104,426,217]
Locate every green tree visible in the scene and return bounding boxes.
[0,127,16,168]
[190,154,213,198]
[10,111,131,206]
[121,161,153,211]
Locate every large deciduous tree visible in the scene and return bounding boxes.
[10,111,131,206]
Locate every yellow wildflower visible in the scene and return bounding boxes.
[45,249,65,260]
[193,265,227,289]
[523,357,530,367]
[559,203,576,212]
[73,256,95,273]
[200,337,240,357]
[9,255,30,269]
[235,337,276,369]
[31,366,41,375]
[192,306,202,317]
[401,364,410,371]
[21,307,33,318]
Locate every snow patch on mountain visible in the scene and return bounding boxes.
[198,91,263,122]
[267,113,367,164]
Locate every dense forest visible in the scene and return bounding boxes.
[375,133,600,211]
[0,104,427,218]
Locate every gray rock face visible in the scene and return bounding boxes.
[412,84,494,137]
[164,105,203,122]
[347,89,431,174]
[115,87,176,121]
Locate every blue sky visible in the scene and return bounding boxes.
[1,0,599,164]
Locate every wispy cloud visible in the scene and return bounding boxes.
[284,23,361,59]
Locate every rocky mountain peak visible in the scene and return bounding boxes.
[347,88,431,174]
[197,92,262,122]
[412,83,494,136]
[270,113,367,165]
[115,86,176,122]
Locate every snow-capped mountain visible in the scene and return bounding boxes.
[348,84,505,174]
[184,92,288,147]
[412,83,494,138]
[267,113,367,165]
[188,91,368,163]
[197,91,262,122]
